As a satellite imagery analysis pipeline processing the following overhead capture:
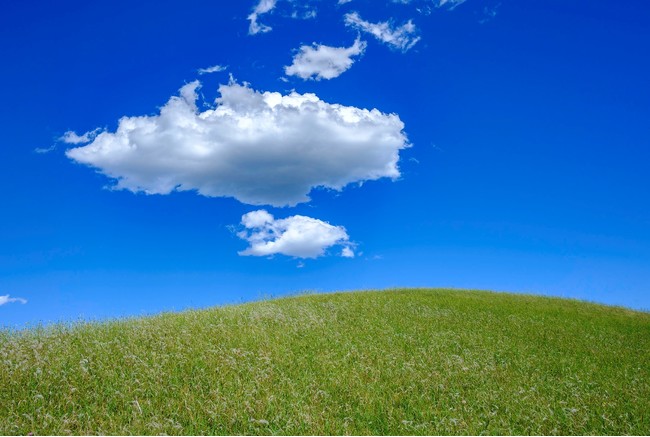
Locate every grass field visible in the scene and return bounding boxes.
[1,288,649,435]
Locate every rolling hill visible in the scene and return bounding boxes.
[1,289,648,435]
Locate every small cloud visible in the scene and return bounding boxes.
[236,210,354,259]
[338,0,353,4]
[435,0,467,10]
[248,0,277,35]
[198,64,227,75]
[479,3,500,24]
[34,144,56,154]
[285,38,366,80]
[0,295,27,306]
[341,246,355,258]
[344,12,420,52]
[291,8,317,19]
[60,128,102,145]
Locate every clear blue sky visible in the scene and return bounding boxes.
[1,0,649,327]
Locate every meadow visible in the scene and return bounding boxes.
[1,288,649,435]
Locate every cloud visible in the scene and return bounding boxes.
[344,12,420,52]
[479,3,500,23]
[60,128,101,145]
[341,246,355,258]
[435,0,467,10]
[285,38,366,80]
[237,210,354,258]
[198,64,227,75]
[393,0,468,15]
[0,295,27,306]
[34,144,56,154]
[290,7,317,20]
[248,0,277,35]
[66,78,409,207]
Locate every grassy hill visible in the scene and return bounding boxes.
[1,288,649,435]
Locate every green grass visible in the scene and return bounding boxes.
[1,288,649,435]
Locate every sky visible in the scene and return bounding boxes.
[1,0,649,327]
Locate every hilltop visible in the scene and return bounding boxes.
[1,289,649,435]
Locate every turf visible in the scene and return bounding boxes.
[1,288,649,435]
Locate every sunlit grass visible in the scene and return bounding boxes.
[1,289,649,435]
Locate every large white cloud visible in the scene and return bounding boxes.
[344,12,420,52]
[285,38,367,80]
[65,78,409,207]
[0,295,27,306]
[237,210,354,258]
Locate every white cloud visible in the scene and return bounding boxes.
[344,12,420,52]
[0,295,27,306]
[237,210,354,258]
[285,38,366,80]
[338,0,353,4]
[435,0,467,10]
[248,0,277,35]
[198,64,227,75]
[34,145,56,154]
[66,78,409,207]
[60,128,101,145]
[291,8,317,20]
[341,246,355,258]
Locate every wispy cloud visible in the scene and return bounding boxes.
[34,144,56,154]
[236,210,354,258]
[0,295,27,306]
[285,38,366,80]
[60,128,102,145]
[435,0,467,10]
[479,3,500,24]
[198,64,227,75]
[248,0,277,35]
[344,12,420,52]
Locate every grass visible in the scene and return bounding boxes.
[1,288,649,435]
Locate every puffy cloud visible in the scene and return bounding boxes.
[285,38,366,80]
[248,0,277,35]
[0,295,27,306]
[66,78,409,207]
[344,12,420,52]
[198,64,227,75]
[237,210,354,258]
[341,246,355,258]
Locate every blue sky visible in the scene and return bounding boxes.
[1,0,649,327]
